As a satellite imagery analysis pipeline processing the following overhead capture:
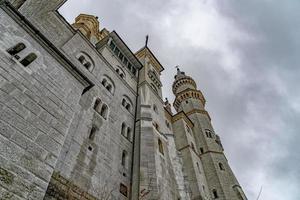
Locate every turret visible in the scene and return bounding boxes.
[72,14,109,45]
[172,68,206,113]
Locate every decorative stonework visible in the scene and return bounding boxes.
[173,89,206,111]
[172,76,197,94]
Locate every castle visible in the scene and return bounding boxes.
[0,1,247,199]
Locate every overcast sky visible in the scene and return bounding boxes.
[59,0,300,199]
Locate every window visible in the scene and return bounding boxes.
[100,104,108,119]
[121,96,133,112]
[76,52,94,72]
[121,150,127,167]
[200,148,204,154]
[121,123,126,136]
[89,126,97,140]
[20,53,37,67]
[196,162,201,174]
[219,163,225,171]
[101,76,115,94]
[94,98,102,113]
[78,55,85,63]
[120,183,128,197]
[212,189,218,199]
[109,41,116,50]
[158,139,164,155]
[205,129,213,138]
[165,120,170,129]
[7,43,26,57]
[127,127,131,141]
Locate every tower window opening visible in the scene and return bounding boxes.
[89,126,97,140]
[219,163,225,171]
[100,104,108,119]
[7,43,26,56]
[127,127,131,141]
[196,162,201,174]
[205,129,213,138]
[212,189,218,199]
[94,98,102,113]
[121,123,126,136]
[78,55,85,64]
[121,150,128,167]
[200,148,204,154]
[158,138,164,155]
[20,53,37,67]
[120,183,128,197]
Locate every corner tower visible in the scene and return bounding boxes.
[172,68,247,200]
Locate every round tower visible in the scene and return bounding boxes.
[172,68,206,112]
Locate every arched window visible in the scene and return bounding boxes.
[100,104,108,119]
[219,163,225,171]
[121,123,126,136]
[89,126,97,140]
[158,139,164,155]
[78,55,85,64]
[121,96,133,112]
[200,147,204,154]
[101,78,107,86]
[101,76,115,94]
[121,150,127,167]
[205,129,213,138]
[20,53,37,67]
[127,127,131,141]
[212,189,218,199]
[94,98,102,113]
[122,99,126,106]
[125,103,131,111]
[7,43,26,56]
[196,162,201,174]
[76,52,94,72]
[84,62,92,71]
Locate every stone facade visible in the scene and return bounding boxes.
[0,0,247,199]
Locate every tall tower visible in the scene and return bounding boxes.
[172,68,247,200]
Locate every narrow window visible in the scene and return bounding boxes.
[196,162,201,174]
[127,127,131,141]
[78,55,85,63]
[101,78,107,86]
[114,47,120,55]
[120,183,128,197]
[89,127,97,140]
[219,163,225,171]
[200,148,204,154]
[106,84,112,93]
[7,43,26,56]
[153,104,158,113]
[109,41,115,50]
[84,62,92,71]
[122,99,126,106]
[120,73,124,79]
[213,189,218,199]
[121,123,126,136]
[121,150,127,167]
[116,68,120,73]
[20,53,37,67]
[158,139,164,155]
[125,103,131,111]
[100,104,108,119]
[94,98,102,113]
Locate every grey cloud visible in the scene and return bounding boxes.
[60,0,300,199]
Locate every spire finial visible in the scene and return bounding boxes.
[145,35,149,47]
